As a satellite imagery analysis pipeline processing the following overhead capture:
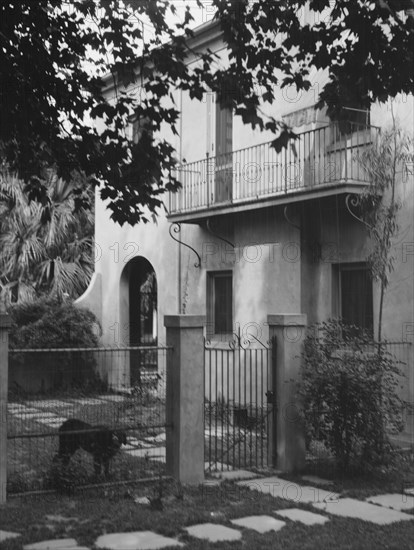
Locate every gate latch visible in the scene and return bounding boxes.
[266,390,276,404]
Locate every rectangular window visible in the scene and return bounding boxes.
[207,271,233,336]
[332,106,370,138]
[130,116,152,144]
[215,102,233,203]
[336,263,374,334]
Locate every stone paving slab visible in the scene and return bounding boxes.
[124,447,166,462]
[11,408,41,415]
[404,487,414,496]
[275,508,330,526]
[36,417,67,427]
[314,498,414,524]
[238,476,340,504]
[95,531,183,549]
[69,398,107,406]
[211,469,258,481]
[25,412,61,419]
[123,440,154,450]
[144,433,166,444]
[231,515,286,533]
[205,462,232,472]
[184,523,242,543]
[366,493,414,511]
[301,475,334,487]
[0,530,21,542]
[24,400,70,408]
[24,538,79,550]
[8,403,32,410]
[96,395,126,402]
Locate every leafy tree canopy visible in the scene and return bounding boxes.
[1,0,413,225]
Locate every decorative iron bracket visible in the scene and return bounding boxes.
[345,194,372,230]
[206,218,235,248]
[283,205,301,232]
[169,223,201,268]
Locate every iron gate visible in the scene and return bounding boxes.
[204,334,276,473]
[7,346,171,495]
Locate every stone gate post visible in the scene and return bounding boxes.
[268,314,307,472]
[164,315,205,484]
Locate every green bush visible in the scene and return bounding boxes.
[8,298,103,395]
[8,297,101,349]
[299,319,404,472]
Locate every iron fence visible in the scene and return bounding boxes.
[7,346,171,495]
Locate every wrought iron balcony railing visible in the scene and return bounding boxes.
[169,122,379,217]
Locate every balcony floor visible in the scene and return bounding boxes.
[167,179,368,224]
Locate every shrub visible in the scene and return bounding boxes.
[8,297,101,349]
[299,319,404,472]
[8,297,103,395]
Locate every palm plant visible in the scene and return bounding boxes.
[0,171,94,304]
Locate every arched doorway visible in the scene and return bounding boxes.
[130,258,157,346]
[121,256,157,346]
[120,257,157,387]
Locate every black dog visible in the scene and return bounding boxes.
[54,418,127,476]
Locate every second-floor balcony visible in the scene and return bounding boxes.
[168,122,379,222]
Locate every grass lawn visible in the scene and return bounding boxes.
[0,474,413,550]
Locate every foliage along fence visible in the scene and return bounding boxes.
[304,339,413,468]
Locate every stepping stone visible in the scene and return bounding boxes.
[36,416,67,424]
[44,516,79,523]
[404,487,414,496]
[69,398,105,406]
[314,498,414,525]
[205,462,232,472]
[96,395,126,402]
[13,408,41,415]
[95,531,183,549]
[211,469,257,481]
[238,476,340,504]
[0,530,21,542]
[148,448,166,463]
[123,440,154,450]
[231,515,286,533]
[124,447,166,462]
[301,475,334,487]
[202,479,221,488]
[366,493,414,511]
[275,508,329,526]
[134,497,151,505]
[144,433,166,444]
[29,412,61,419]
[24,538,79,550]
[184,523,241,543]
[25,400,71,408]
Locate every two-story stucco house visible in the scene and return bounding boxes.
[77,19,414,444]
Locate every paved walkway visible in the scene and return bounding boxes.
[2,473,413,549]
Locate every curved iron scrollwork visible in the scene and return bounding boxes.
[169,223,201,268]
[206,219,234,249]
[283,205,301,232]
[230,331,252,350]
[345,194,371,229]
